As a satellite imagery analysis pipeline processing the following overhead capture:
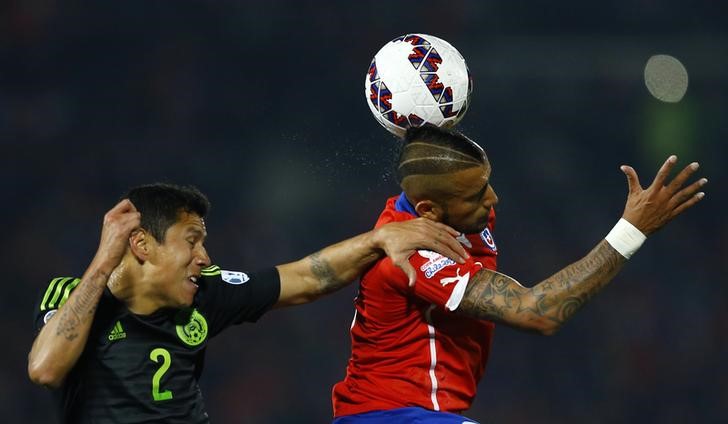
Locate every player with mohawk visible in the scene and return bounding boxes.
[332,124,706,423]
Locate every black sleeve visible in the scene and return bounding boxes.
[195,266,281,337]
[32,277,81,332]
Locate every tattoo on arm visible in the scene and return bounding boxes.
[460,269,529,322]
[460,240,627,332]
[54,271,107,341]
[309,251,348,295]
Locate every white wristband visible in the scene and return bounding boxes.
[605,218,647,259]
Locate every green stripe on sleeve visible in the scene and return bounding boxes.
[201,265,221,276]
[57,278,82,308]
[40,277,64,311]
[47,277,73,310]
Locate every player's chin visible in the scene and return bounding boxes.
[176,294,195,308]
[463,222,488,235]
[180,279,199,305]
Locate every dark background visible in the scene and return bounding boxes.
[2,1,726,422]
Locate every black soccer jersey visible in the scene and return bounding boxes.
[33,266,280,424]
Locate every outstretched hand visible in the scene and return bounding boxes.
[620,155,707,236]
[373,218,468,287]
[93,199,141,273]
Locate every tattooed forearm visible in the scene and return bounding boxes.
[28,268,111,386]
[55,311,80,341]
[460,240,627,334]
[54,270,107,341]
[309,251,348,295]
[533,240,625,324]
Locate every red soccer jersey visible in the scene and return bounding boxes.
[332,194,498,417]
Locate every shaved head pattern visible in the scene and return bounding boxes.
[397,125,486,181]
[396,125,490,207]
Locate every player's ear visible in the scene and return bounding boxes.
[129,229,150,262]
[414,200,444,222]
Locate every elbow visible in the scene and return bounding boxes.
[537,324,560,336]
[28,358,63,388]
[526,317,561,336]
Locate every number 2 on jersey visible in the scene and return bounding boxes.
[150,348,173,401]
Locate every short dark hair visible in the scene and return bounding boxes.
[124,183,210,243]
[396,124,486,182]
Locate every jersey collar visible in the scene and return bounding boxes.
[395,192,419,216]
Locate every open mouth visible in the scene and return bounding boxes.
[188,276,200,290]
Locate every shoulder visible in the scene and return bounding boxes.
[199,265,251,285]
[34,276,82,329]
[196,265,279,296]
[194,265,281,331]
[375,197,417,228]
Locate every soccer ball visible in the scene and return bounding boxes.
[365,34,472,137]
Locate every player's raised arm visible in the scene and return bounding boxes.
[274,218,467,307]
[28,200,140,388]
[457,156,707,335]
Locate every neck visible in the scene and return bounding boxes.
[108,260,163,315]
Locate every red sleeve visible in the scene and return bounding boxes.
[401,250,483,311]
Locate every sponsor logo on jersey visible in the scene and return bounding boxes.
[108,321,127,341]
[221,270,250,285]
[440,268,470,287]
[456,233,472,248]
[418,250,456,279]
[176,309,208,346]
[43,309,57,324]
[480,227,497,252]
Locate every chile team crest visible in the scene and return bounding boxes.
[480,227,497,252]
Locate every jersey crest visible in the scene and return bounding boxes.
[175,309,208,346]
[480,227,497,251]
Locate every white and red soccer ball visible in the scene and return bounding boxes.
[366,34,472,137]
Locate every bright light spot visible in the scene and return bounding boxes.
[644,54,689,103]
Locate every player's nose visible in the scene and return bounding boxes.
[196,246,211,267]
[484,185,499,207]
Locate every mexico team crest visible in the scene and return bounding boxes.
[176,309,208,346]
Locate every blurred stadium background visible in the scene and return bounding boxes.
[2,1,726,422]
